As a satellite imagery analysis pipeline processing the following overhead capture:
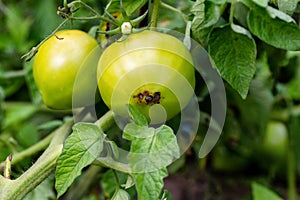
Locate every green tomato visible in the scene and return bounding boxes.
[33,30,99,109]
[97,30,195,122]
[263,121,288,160]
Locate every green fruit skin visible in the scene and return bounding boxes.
[97,30,195,121]
[33,30,98,110]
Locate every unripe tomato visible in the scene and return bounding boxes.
[97,30,195,122]
[262,121,288,160]
[33,30,99,109]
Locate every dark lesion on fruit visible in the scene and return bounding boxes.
[133,90,161,105]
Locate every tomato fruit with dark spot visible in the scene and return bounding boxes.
[97,30,195,122]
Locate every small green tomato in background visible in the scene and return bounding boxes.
[262,121,288,161]
[97,30,195,122]
[33,30,99,110]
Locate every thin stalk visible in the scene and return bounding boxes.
[96,110,115,131]
[229,2,235,24]
[0,110,119,200]
[160,2,188,23]
[113,169,121,189]
[287,147,297,200]
[1,70,27,79]
[72,0,99,16]
[0,120,73,200]
[0,131,55,171]
[286,100,298,200]
[21,18,70,61]
[70,0,117,25]
[150,0,160,27]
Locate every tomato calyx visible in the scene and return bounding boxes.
[97,0,149,36]
[121,22,133,35]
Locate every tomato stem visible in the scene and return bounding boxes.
[287,147,297,200]
[0,129,55,171]
[113,169,121,189]
[229,2,235,24]
[0,121,73,200]
[150,0,160,27]
[160,2,188,23]
[21,18,70,61]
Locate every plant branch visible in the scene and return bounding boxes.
[0,120,73,200]
[287,147,297,200]
[150,0,160,27]
[229,2,235,24]
[160,2,188,23]
[0,128,56,171]
[67,0,117,25]
[21,18,70,61]
[95,110,115,131]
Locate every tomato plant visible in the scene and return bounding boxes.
[1,0,300,200]
[97,30,195,122]
[33,29,99,109]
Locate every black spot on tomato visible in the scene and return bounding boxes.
[132,90,161,105]
[153,92,161,104]
[145,95,153,103]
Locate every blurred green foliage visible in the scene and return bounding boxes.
[0,0,300,199]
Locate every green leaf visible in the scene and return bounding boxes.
[3,103,38,129]
[278,0,300,15]
[104,140,120,159]
[128,104,148,126]
[208,24,256,99]
[124,123,179,199]
[16,123,39,148]
[55,123,105,198]
[267,6,295,23]
[191,0,205,40]
[112,189,130,200]
[247,7,300,50]
[101,169,129,198]
[227,79,273,138]
[123,123,155,140]
[192,1,221,44]
[252,0,268,7]
[287,78,300,100]
[5,4,33,52]
[123,175,135,189]
[157,0,189,29]
[128,125,180,173]
[208,0,226,4]
[191,0,205,24]
[252,182,283,200]
[33,0,62,40]
[108,0,148,16]
[240,0,268,8]
[37,120,63,131]
[133,168,168,200]
[24,60,42,105]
